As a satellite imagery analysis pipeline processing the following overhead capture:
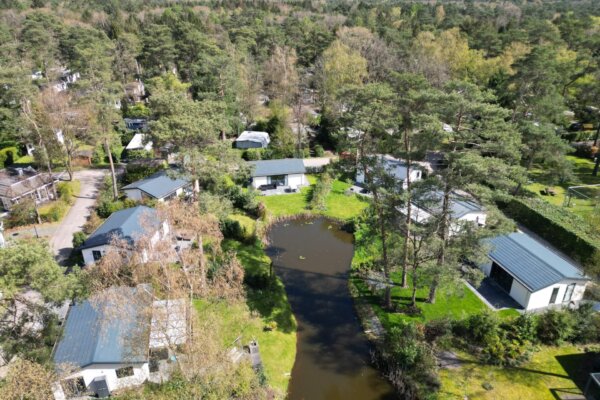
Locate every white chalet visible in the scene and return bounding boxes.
[356,154,422,189]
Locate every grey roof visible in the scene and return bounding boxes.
[0,167,54,199]
[248,158,306,177]
[81,206,159,249]
[236,131,270,146]
[486,232,589,292]
[122,170,190,199]
[417,191,484,219]
[53,286,152,371]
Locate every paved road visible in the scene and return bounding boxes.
[50,169,106,262]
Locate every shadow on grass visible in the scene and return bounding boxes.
[555,352,600,392]
[223,239,296,334]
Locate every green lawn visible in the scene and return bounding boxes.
[220,239,297,394]
[259,176,368,221]
[526,155,600,218]
[439,345,594,399]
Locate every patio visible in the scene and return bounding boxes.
[468,277,523,311]
[258,186,297,196]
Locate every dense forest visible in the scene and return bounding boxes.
[1,1,600,399]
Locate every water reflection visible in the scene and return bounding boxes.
[268,218,395,400]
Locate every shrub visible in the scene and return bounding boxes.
[83,211,102,234]
[464,311,500,344]
[0,147,19,167]
[314,144,324,157]
[124,149,153,161]
[424,318,453,343]
[242,149,263,161]
[5,199,36,227]
[57,181,80,205]
[481,332,531,366]
[309,172,332,211]
[221,218,245,241]
[509,313,538,344]
[123,160,166,184]
[224,185,259,216]
[124,103,150,118]
[536,309,575,345]
[72,231,87,248]
[570,303,600,343]
[39,201,68,222]
[96,200,125,218]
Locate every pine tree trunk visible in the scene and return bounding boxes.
[401,127,412,288]
[104,138,118,200]
[428,183,451,303]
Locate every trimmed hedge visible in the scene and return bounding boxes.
[0,146,19,167]
[500,197,600,267]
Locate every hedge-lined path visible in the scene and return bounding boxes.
[50,169,106,263]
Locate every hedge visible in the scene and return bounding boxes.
[500,197,600,267]
[0,146,19,167]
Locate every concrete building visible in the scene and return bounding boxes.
[481,232,590,310]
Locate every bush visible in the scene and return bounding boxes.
[570,303,600,343]
[224,185,259,216]
[72,231,87,248]
[39,201,68,222]
[309,172,332,211]
[123,103,150,118]
[571,142,596,159]
[536,309,575,345]
[242,149,263,161]
[123,160,166,184]
[500,197,600,267]
[221,218,245,241]
[464,311,500,344]
[97,200,125,218]
[57,181,80,205]
[123,149,153,161]
[0,146,19,167]
[509,313,539,344]
[5,199,36,227]
[314,144,324,157]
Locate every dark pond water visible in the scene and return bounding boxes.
[267,217,395,400]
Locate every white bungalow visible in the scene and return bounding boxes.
[399,190,487,235]
[235,131,270,149]
[248,158,307,192]
[80,206,169,266]
[481,232,590,310]
[52,285,186,399]
[122,170,191,202]
[126,133,153,152]
[356,154,422,189]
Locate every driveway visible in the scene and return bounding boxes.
[50,169,106,263]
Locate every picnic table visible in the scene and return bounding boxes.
[543,187,557,196]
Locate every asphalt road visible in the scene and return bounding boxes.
[50,169,106,263]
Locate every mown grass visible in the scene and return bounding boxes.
[439,345,594,399]
[350,274,517,330]
[220,239,297,393]
[526,155,600,218]
[259,176,368,221]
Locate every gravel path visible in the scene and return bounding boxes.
[49,169,106,263]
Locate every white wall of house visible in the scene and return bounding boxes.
[509,279,531,309]
[82,245,108,266]
[251,174,306,190]
[527,280,587,310]
[53,363,149,400]
[287,173,306,189]
[251,176,268,189]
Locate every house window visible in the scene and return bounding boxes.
[92,250,102,261]
[116,366,135,378]
[267,175,286,186]
[563,283,576,303]
[549,287,560,304]
[62,376,87,397]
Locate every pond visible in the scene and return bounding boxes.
[267,217,395,400]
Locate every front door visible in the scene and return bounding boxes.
[549,287,560,304]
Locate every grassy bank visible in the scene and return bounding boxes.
[260,176,368,221]
[439,345,594,399]
[221,239,297,395]
[526,155,600,218]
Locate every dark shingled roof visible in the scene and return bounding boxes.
[248,158,306,177]
[53,285,152,371]
[486,232,589,292]
[122,170,190,199]
[81,206,159,250]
